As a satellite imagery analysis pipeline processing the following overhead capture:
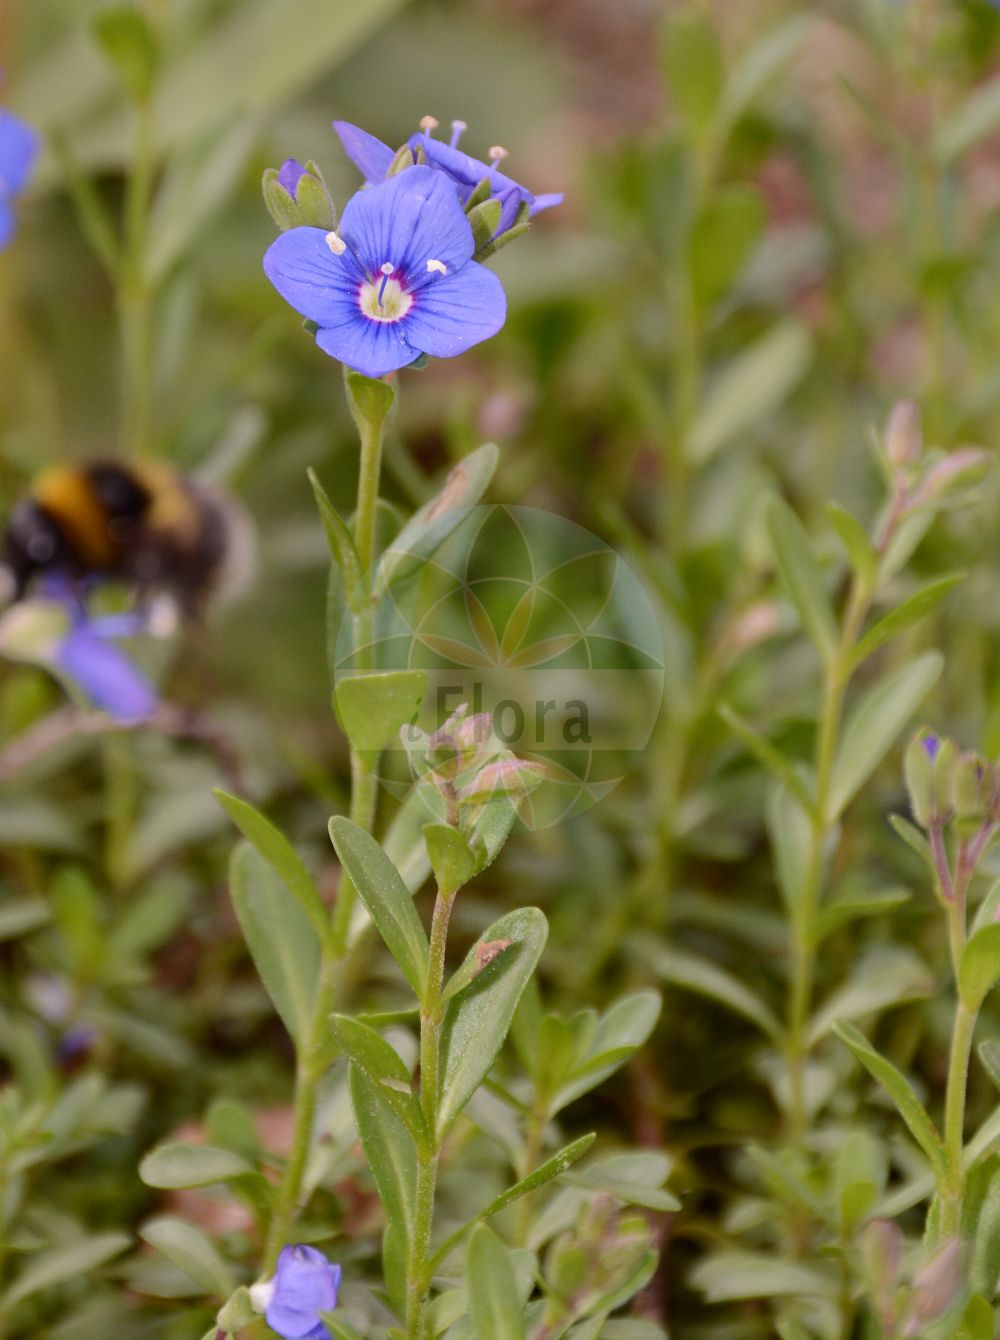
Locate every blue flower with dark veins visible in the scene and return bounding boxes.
[333,116,562,238]
[0,109,39,248]
[260,1244,342,1340]
[263,165,506,378]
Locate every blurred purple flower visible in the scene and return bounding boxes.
[333,117,562,238]
[922,733,940,761]
[55,610,156,721]
[263,165,506,378]
[265,1245,341,1340]
[0,108,39,248]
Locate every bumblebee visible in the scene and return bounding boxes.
[2,461,252,615]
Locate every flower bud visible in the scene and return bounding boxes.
[903,1238,963,1336]
[860,1219,902,1335]
[885,399,922,468]
[459,756,546,805]
[263,160,337,231]
[953,751,991,821]
[904,730,938,827]
[913,447,991,505]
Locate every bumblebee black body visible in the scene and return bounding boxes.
[3,462,238,616]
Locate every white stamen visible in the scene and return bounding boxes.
[488,145,508,161]
[325,230,346,255]
[426,259,448,275]
[249,1280,275,1314]
[449,120,467,149]
[380,261,395,275]
[420,115,439,133]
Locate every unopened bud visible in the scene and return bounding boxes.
[914,448,991,505]
[953,751,991,821]
[726,601,781,655]
[460,757,546,804]
[861,1220,902,1335]
[263,160,337,231]
[886,399,922,468]
[903,1238,963,1336]
[387,144,416,178]
[904,730,938,828]
[931,738,959,820]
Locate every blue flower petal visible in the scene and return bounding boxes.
[339,166,474,284]
[333,120,395,185]
[56,626,156,720]
[530,191,564,215]
[405,263,507,360]
[315,312,418,379]
[263,227,362,326]
[410,133,491,194]
[278,158,308,196]
[0,110,39,197]
[266,1246,341,1340]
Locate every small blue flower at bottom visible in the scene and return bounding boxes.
[257,1244,342,1340]
[263,165,506,379]
[0,109,39,249]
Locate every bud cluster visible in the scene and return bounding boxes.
[540,1198,653,1330]
[404,703,545,827]
[860,1222,963,1339]
[904,729,1000,830]
[879,399,990,531]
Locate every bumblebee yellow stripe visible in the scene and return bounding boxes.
[33,466,116,566]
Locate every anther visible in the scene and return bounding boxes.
[488,145,508,162]
[325,231,347,255]
[449,120,467,149]
[420,115,439,133]
[378,261,395,304]
[426,259,448,275]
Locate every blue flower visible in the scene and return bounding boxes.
[0,109,39,249]
[333,118,562,238]
[265,1245,341,1340]
[922,733,940,762]
[263,165,506,378]
[55,610,157,721]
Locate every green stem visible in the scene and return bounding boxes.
[786,584,869,1144]
[118,88,156,457]
[407,886,457,1340]
[941,995,975,1239]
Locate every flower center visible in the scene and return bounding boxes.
[359,265,413,323]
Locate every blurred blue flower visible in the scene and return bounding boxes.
[263,165,506,378]
[0,109,39,248]
[265,1244,341,1340]
[922,733,940,761]
[333,117,562,238]
[56,609,157,721]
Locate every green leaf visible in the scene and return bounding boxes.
[139,1143,254,1189]
[550,991,662,1114]
[3,1233,131,1310]
[320,1313,367,1340]
[979,1039,1000,1093]
[328,817,429,996]
[807,950,932,1045]
[689,185,764,309]
[139,1216,234,1299]
[959,923,1000,1011]
[689,322,811,464]
[661,11,724,134]
[424,823,478,896]
[720,15,813,131]
[936,70,1000,162]
[634,941,782,1041]
[0,901,51,941]
[466,1225,526,1340]
[765,495,837,664]
[850,575,964,669]
[430,1135,596,1269]
[329,1015,426,1148]
[335,671,427,758]
[690,1252,836,1303]
[216,791,328,938]
[817,886,911,940]
[766,782,814,917]
[374,443,500,598]
[438,907,548,1136]
[229,843,321,1048]
[561,1167,680,1212]
[349,1065,417,1245]
[718,704,813,812]
[93,6,157,101]
[827,652,943,820]
[832,1021,946,1179]
[825,501,877,588]
[889,813,934,868]
[308,468,363,610]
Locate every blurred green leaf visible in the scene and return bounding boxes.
[828,653,943,820]
[335,671,427,758]
[139,1216,234,1299]
[807,950,932,1045]
[93,7,157,102]
[936,71,1000,162]
[635,941,781,1042]
[217,791,328,938]
[719,704,813,812]
[309,467,363,611]
[689,322,812,464]
[3,1233,132,1310]
[850,575,964,669]
[661,11,724,135]
[550,991,661,1114]
[765,495,837,665]
[229,842,321,1048]
[138,1143,254,1189]
[960,924,1000,1011]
